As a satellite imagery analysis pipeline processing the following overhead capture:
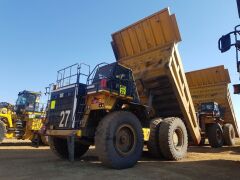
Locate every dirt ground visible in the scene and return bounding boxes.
[0,139,240,180]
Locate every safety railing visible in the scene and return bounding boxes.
[56,63,90,88]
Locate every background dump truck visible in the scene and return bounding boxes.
[186,66,239,147]
[45,8,201,169]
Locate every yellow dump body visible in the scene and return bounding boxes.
[112,8,201,144]
[186,66,240,137]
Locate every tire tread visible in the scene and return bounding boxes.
[158,117,188,160]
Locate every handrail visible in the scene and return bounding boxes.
[87,62,109,85]
[57,63,79,73]
[55,62,91,88]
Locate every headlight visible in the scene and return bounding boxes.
[1,108,7,114]
[29,114,35,118]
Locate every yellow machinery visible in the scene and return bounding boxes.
[44,8,203,169]
[186,66,239,147]
[0,90,47,145]
[43,8,240,170]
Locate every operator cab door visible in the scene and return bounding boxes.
[114,65,129,96]
[114,65,139,102]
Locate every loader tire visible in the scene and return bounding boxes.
[95,111,143,169]
[223,123,235,146]
[49,137,89,159]
[158,117,188,160]
[147,118,163,158]
[40,135,49,146]
[0,121,7,144]
[207,123,223,148]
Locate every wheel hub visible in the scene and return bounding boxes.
[120,135,127,144]
[115,124,136,156]
[172,128,184,151]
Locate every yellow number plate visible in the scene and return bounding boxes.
[120,85,126,95]
[31,119,43,130]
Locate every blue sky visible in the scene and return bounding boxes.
[0,0,239,124]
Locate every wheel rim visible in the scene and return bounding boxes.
[114,124,136,156]
[172,128,184,151]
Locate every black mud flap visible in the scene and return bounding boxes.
[67,135,75,162]
[31,133,40,148]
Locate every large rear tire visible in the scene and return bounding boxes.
[49,137,89,159]
[223,123,235,146]
[0,121,7,144]
[95,111,143,169]
[207,123,223,148]
[147,118,163,158]
[158,117,188,160]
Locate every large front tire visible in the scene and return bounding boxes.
[0,121,7,144]
[95,111,143,169]
[158,117,188,160]
[207,123,223,148]
[49,137,89,159]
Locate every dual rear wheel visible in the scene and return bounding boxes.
[207,123,235,148]
[147,117,188,160]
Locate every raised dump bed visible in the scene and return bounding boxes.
[186,65,240,137]
[112,8,201,144]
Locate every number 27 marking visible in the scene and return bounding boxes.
[59,110,71,127]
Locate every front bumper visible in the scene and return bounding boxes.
[45,129,82,137]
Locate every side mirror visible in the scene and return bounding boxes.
[238,61,240,72]
[233,84,240,94]
[41,104,45,112]
[44,87,49,95]
[237,0,240,18]
[218,34,232,53]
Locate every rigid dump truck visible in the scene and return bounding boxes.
[186,66,239,147]
[44,8,202,169]
[0,90,48,145]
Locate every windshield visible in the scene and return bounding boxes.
[93,64,115,82]
[0,102,12,108]
[201,103,214,111]
[16,93,41,112]
[93,63,131,82]
[16,94,35,106]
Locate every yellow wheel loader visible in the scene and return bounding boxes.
[0,90,48,146]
